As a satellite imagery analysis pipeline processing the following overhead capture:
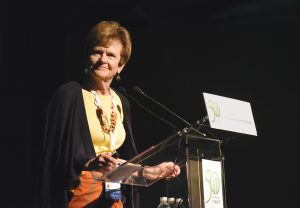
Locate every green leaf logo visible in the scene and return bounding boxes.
[208,100,220,122]
[210,172,220,194]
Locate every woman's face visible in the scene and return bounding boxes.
[89,39,124,82]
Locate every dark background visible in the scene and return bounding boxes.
[2,0,300,207]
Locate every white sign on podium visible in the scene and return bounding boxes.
[203,92,257,136]
[202,159,224,208]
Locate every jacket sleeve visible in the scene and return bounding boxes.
[35,82,95,208]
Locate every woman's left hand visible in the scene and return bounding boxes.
[143,162,181,181]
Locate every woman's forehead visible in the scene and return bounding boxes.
[95,38,122,48]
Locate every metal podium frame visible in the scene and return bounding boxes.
[184,130,226,208]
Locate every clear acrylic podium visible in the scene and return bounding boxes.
[93,127,226,208]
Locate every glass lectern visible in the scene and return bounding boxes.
[92,127,226,208]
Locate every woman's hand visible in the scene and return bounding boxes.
[142,162,181,181]
[97,152,119,173]
[85,152,120,174]
[116,158,127,165]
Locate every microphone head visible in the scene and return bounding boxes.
[133,86,144,95]
[117,86,127,93]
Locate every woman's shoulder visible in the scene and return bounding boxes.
[112,88,130,108]
[49,81,82,103]
[55,81,82,96]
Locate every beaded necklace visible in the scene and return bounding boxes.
[91,90,118,150]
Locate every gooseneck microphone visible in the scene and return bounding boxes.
[118,86,178,131]
[133,86,206,137]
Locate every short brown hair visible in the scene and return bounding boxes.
[85,21,132,66]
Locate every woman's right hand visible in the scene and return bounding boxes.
[97,152,119,173]
[85,152,119,174]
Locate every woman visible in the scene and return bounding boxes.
[35,21,180,208]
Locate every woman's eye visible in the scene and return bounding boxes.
[92,50,102,55]
[108,54,116,60]
[90,52,98,57]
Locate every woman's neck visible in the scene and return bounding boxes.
[85,75,112,95]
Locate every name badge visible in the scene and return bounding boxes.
[104,182,121,201]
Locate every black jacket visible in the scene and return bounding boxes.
[35,81,139,208]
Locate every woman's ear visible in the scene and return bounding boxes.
[118,64,125,74]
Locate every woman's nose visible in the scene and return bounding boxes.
[99,53,108,63]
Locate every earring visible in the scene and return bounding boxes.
[84,65,93,74]
[115,72,121,81]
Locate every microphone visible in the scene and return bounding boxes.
[133,86,206,137]
[118,86,178,131]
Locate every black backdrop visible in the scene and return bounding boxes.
[2,0,300,207]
